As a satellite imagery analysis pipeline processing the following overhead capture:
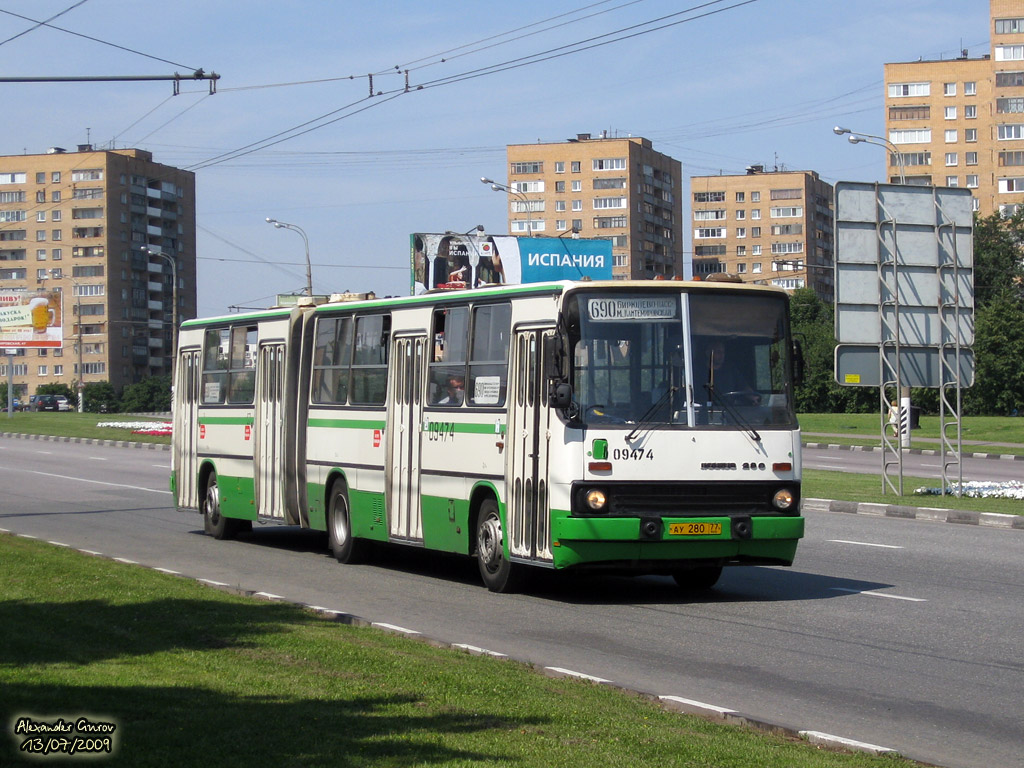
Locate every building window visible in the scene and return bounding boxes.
[52,248,61,260]
[593,197,626,209]
[592,158,626,171]
[752,245,762,256]
[35,172,45,184]
[510,200,544,213]
[694,228,725,239]
[964,81,977,95]
[998,97,1024,114]
[555,181,565,193]
[999,177,1024,193]
[998,123,1024,140]
[946,176,959,187]
[769,206,802,218]
[895,151,931,166]
[735,228,746,238]
[693,191,725,203]
[571,180,582,192]
[554,162,565,173]
[888,82,930,98]
[572,200,582,211]
[511,180,544,193]
[51,172,61,183]
[54,365,63,376]
[966,128,978,142]
[889,105,930,120]
[965,105,977,119]
[36,249,46,260]
[891,130,933,143]
[944,106,957,120]
[555,200,566,212]
[736,263,746,274]
[996,44,1024,61]
[71,169,103,182]
[945,129,958,143]
[51,191,60,202]
[735,209,745,220]
[36,230,46,242]
[945,153,958,166]
[771,242,804,255]
[943,82,956,96]
[997,71,1024,87]
[52,230,61,241]
[999,150,1024,165]
[770,188,802,200]
[751,227,761,237]
[693,209,726,221]
[570,161,580,173]
[510,161,542,174]
[967,175,979,188]
[996,17,1024,34]
[735,191,745,202]
[36,211,46,222]
[556,220,567,230]
[966,152,978,166]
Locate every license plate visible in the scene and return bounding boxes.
[668,522,722,536]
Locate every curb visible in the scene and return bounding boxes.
[0,431,170,451]
[1,530,905,762]
[803,497,1024,530]
[802,440,1024,462]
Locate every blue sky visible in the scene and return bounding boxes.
[1,0,989,315]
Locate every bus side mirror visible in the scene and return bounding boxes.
[549,382,572,409]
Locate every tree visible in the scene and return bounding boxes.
[120,374,172,413]
[964,290,1024,415]
[81,381,119,413]
[972,211,1024,308]
[789,288,874,413]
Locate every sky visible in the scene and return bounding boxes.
[0,0,991,316]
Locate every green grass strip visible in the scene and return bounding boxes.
[0,536,920,768]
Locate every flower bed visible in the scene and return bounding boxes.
[914,480,1024,500]
[96,421,173,436]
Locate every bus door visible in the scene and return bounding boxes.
[387,334,426,542]
[174,349,201,510]
[508,328,553,562]
[254,343,286,520]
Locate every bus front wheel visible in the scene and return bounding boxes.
[475,499,524,593]
[328,486,366,564]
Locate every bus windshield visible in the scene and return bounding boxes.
[566,290,797,429]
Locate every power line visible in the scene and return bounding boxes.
[0,4,198,69]
[0,0,90,48]
[186,0,758,171]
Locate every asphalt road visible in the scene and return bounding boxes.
[1,437,1021,768]
[803,444,1024,484]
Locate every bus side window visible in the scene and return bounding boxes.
[227,326,257,404]
[428,306,468,406]
[201,328,229,404]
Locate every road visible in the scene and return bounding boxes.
[0,438,1021,768]
[803,444,1024,484]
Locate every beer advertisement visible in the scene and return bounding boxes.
[0,289,63,348]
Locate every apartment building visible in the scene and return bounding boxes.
[0,145,196,399]
[690,167,835,303]
[884,0,1024,216]
[504,133,683,279]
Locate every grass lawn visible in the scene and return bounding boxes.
[0,412,170,445]
[799,413,1024,455]
[803,469,1023,516]
[0,535,921,768]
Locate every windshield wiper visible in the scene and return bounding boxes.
[626,385,680,441]
[704,383,761,442]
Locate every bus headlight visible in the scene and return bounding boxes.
[585,489,607,511]
[772,488,795,511]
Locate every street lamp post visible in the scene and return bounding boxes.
[142,247,178,381]
[265,218,313,295]
[481,177,535,236]
[833,126,906,184]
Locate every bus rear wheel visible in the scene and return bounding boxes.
[672,565,723,591]
[328,486,367,564]
[202,474,249,540]
[475,499,524,593]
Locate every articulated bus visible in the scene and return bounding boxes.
[172,280,804,592]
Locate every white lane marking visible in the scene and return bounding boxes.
[254,591,283,600]
[830,587,926,602]
[827,539,904,549]
[810,463,849,470]
[154,568,180,575]
[113,557,137,565]
[800,730,898,756]
[544,667,612,684]
[34,450,53,455]
[47,541,69,547]
[88,456,108,461]
[0,466,171,495]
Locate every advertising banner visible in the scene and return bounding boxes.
[410,233,613,295]
[0,289,63,348]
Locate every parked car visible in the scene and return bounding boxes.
[27,395,39,410]
[34,395,59,412]
[55,395,71,411]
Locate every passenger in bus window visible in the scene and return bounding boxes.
[437,374,465,405]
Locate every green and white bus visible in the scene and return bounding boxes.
[172,280,804,592]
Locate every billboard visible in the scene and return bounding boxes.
[0,289,63,349]
[410,233,613,295]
